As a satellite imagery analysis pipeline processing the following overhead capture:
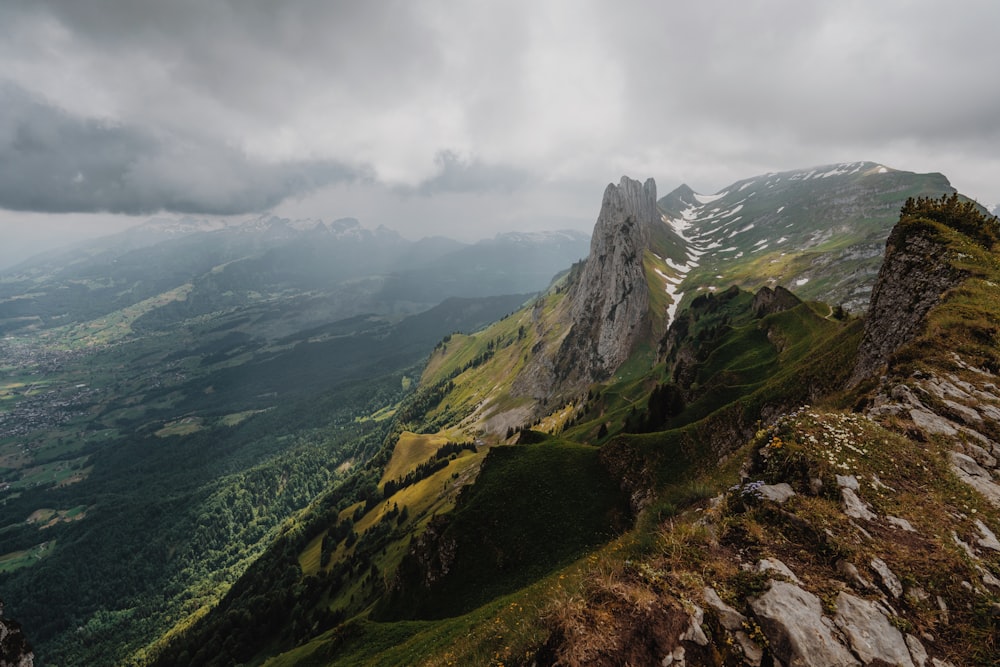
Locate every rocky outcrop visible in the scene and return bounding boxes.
[868,369,1000,508]
[555,176,659,388]
[750,579,860,667]
[0,603,33,667]
[493,195,1000,665]
[381,515,458,616]
[850,221,967,385]
[512,176,662,406]
[752,285,801,318]
[834,592,915,666]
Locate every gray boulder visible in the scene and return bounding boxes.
[834,592,914,666]
[750,580,858,666]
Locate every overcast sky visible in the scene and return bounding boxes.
[1,0,998,267]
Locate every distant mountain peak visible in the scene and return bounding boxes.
[328,217,361,230]
[489,229,590,245]
[136,216,228,235]
[658,161,953,311]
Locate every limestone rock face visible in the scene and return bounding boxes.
[750,580,859,667]
[850,223,967,385]
[556,176,659,388]
[0,614,33,667]
[834,592,914,666]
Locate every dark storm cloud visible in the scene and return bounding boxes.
[0,84,363,215]
[0,0,998,226]
[0,0,444,131]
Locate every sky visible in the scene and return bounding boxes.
[1,0,999,267]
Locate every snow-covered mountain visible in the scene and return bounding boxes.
[657,161,954,311]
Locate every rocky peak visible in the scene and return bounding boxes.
[557,176,660,387]
[656,182,698,213]
[751,285,801,318]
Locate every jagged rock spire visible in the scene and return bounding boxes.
[560,176,659,384]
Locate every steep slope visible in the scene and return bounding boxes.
[0,293,532,666]
[537,194,1000,667]
[495,176,689,423]
[0,606,33,667]
[136,171,999,667]
[552,177,662,387]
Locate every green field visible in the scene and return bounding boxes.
[0,540,56,573]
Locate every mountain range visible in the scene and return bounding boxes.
[3,162,1000,666]
[0,216,590,338]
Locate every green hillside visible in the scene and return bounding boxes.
[0,285,532,665]
[6,170,1000,667]
[147,184,1000,667]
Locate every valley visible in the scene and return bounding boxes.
[0,219,586,665]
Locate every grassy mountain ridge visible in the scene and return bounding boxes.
[0,252,540,665]
[165,275,861,665]
[7,168,999,666]
[141,169,1000,666]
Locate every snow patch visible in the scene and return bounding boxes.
[679,206,699,222]
[693,191,726,204]
[666,291,685,323]
[816,164,855,178]
[795,277,810,286]
[728,223,755,237]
